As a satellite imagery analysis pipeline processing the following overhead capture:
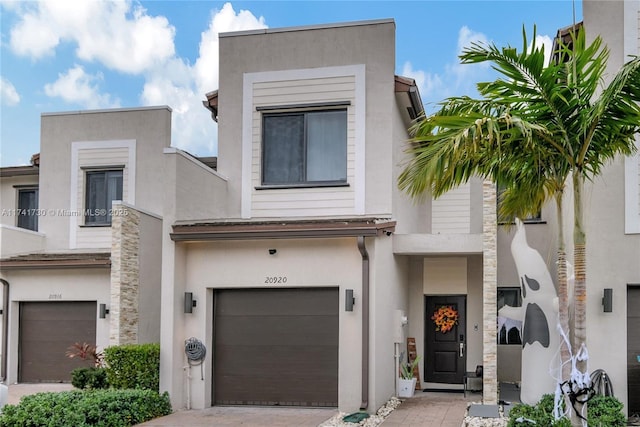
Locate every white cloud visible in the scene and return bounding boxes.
[9,0,175,74]
[7,1,266,156]
[44,65,120,109]
[457,26,489,55]
[0,77,21,106]
[401,26,554,114]
[141,3,267,155]
[529,35,553,66]
[400,26,493,112]
[402,61,444,101]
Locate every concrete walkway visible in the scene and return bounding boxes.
[138,391,476,427]
[382,391,472,427]
[5,383,478,427]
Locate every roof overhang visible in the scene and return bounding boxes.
[171,218,396,241]
[0,252,111,270]
[203,90,219,122]
[395,75,424,123]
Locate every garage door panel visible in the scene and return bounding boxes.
[19,302,97,382]
[215,345,338,374]
[213,288,338,407]
[215,316,338,346]
[216,288,339,316]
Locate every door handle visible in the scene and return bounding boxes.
[459,342,464,358]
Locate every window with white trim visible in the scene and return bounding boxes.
[262,109,347,186]
[85,169,123,225]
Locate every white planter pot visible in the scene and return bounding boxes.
[397,377,417,398]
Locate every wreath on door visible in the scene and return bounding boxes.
[431,305,459,333]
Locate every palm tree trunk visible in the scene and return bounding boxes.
[555,193,571,384]
[571,172,587,426]
[555,192,573,421]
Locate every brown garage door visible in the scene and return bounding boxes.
[213,288,338,407]
[19,301,97,382]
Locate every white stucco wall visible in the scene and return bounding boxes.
[1,268,110,383]
[174,237,362,411]
[38,106,171,251]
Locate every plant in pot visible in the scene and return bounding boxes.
[398,355,420,398]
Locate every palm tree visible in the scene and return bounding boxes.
[399,26,640,424]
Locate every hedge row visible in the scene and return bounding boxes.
[0,389,172,427]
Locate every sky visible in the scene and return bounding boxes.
[0,0,583,167]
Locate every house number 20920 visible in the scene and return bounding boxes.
[265,276,287,284]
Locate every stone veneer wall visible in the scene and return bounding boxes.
[110,204,141,345]
[482,179,498,404]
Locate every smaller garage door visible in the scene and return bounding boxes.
[19,301,97,382]
[213,288,338,407]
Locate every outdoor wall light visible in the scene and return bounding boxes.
[602,288,613,313]
[99,303,110,319]
[268,249,277,255]
[184,292,197,314]
[345,289,355,312]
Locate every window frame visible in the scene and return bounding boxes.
[15,186,39,231]
[496,185,544,224]
[497,286,523,345]
[83,168,124,226]
[259,106,349,189]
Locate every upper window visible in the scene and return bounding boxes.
[17,188,38,231]
[85,170,123,225]
[262,109,347,186]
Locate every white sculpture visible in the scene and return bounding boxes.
[510,219,561,405]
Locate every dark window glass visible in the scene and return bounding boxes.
[497,287,522,345]
[17,188,38,231]
[85,170,123,225]
[262,110,347,185]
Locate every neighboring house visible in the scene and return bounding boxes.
[159,18,514,413]
[577,0,639,417]
[0,107,171,384]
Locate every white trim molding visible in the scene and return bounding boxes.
[241,64,366,219]
[625,139,640,234]
[69,140,136,248]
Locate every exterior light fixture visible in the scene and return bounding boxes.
[602,288,613,313]
[185,292,197,314]
[345,289,355,312]
[99,303,110,319]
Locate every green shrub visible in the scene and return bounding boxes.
[104,343,160,390]
[507,394,570,427]
[72,367,109,390]
[587,395,626,427]
[508,393,625,426]
[0,389,172,427]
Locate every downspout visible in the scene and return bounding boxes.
[357,236,369,410]
[0,279,9,382]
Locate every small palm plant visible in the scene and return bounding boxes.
[400,355,421,380]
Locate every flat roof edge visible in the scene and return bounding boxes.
[220,18,395,38]
[42,105,172,117]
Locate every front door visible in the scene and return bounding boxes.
[424,295,466,384]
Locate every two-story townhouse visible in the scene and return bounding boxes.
[158,18,544,414]
[570,0,640,418]
[0,106,171,384]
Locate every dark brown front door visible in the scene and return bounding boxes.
[19,301,96,382]
[628,286,640,415]
[212,288,338,407]
[424,295,466,384]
